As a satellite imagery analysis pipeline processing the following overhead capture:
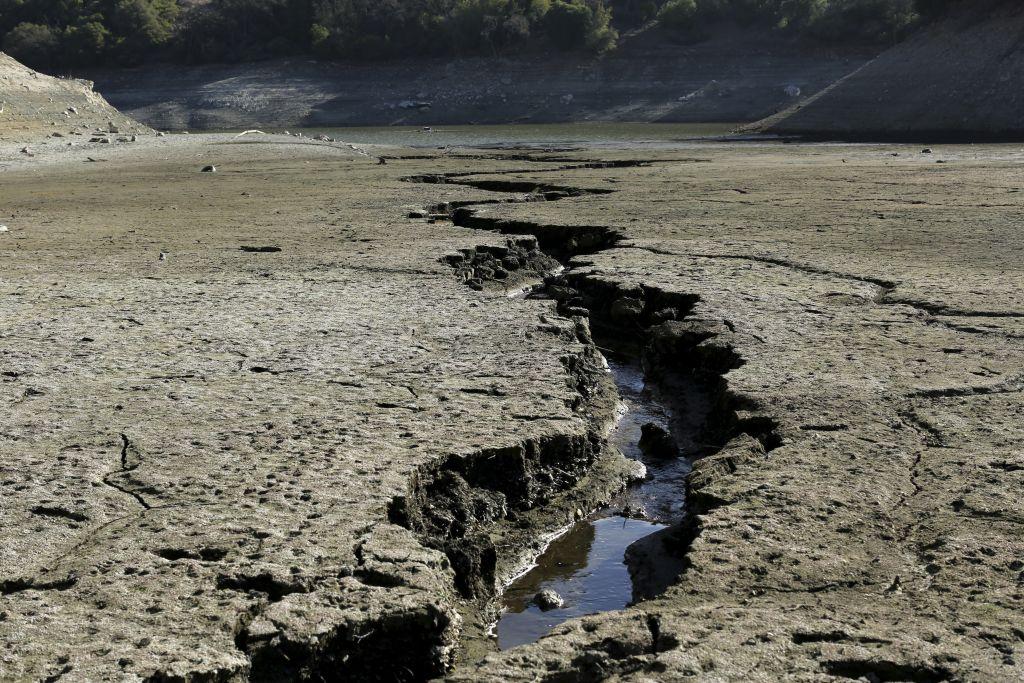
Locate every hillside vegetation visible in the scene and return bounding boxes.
[1,0,959,71]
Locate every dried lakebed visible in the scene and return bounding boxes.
[412,146,1024,681]
[404,163,747,665]
[1,135,1022,681]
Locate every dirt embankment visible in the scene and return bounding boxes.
[86,29,872,131]
[761,1,1024,140]
[0,52,149,144]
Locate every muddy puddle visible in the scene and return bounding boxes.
[496,355,705,648]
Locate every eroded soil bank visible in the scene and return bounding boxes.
[1,134,1022,681]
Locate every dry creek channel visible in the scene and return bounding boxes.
[406,160,730,660]
[496,354,710,649]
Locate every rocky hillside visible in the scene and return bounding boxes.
[88,28,872,131]
[0,52,148,144]
[762,1,1024,140]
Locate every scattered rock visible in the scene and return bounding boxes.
[408,209,428,219]
[618,504,648,519]
[638,422,679,459]
[534,588,564,611]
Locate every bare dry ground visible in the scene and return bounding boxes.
[1,135,1021,681]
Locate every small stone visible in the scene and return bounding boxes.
[201,165,216,173]
[638,422,679,459]
[619,504,648,519]
[922,148,933,154]
[0,225,8,233]
[408,210,428,219]
[534,588,564,611]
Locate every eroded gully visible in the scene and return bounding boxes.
[394,157,780,668]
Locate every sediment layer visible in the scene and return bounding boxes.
[1,136,1022,681]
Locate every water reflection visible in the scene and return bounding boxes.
[497,516,665,650]
[226,122,738,149]
[497,354,704,650]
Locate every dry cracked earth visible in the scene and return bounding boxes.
[0,135,1021,682]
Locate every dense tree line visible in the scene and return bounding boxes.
[658,0,962,43]
[0,0,963,70]
[0,0,618,67]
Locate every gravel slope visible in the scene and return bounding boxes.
[0,52,149,144]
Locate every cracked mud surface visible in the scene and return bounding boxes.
[441,145,1024,680]
[2,137,1022,681]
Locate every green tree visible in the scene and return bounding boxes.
[658,0,698,31]
[4,22,59,69]
[61,20,110,65]
[913,0,957,18]
[544,0,616,51]
[110,0,179,62]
